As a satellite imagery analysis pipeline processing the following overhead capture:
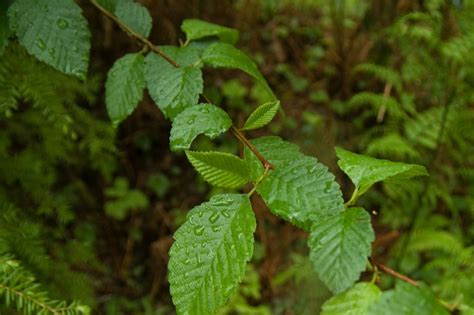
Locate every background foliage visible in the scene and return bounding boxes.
[0,0,473,314]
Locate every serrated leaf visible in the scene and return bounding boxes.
[115,0,152,38]
[105,53,145,125]
[244,136,344,231]
[168,194,256,315]
[145,46,203,119]
[170,104,232,151]
[242,100,280,130]
[321,282,381,315]
[336,147,428,197]
[8,0,91,79]
[186,151,250,189]
[368,281,449,315]
[308,207,375,294]
[182,19,239,45]
[202,42,275,98]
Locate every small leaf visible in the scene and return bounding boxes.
[168,194,256,315]
[308,207,375,294]
[245,136,344,231]
[105,53,145,125]
[242,100,280,130]
[321,282,381,315]
[8,0,91,79]
[368,281,449,315]
[181,19,239,44]
[186,151,250,189]
[170,104,232,151]
[145,46,203,119]
[336,147,428,197]
[114,0,152,38]
[202,42,275,98]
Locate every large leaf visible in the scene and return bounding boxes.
[8,0,91,79]
[105,53,145,126]
[202,42,275,98]
[321,282,381,315]
[242,100,280,131]
[114,0,152,38]
[181,19,239,45]
[368,281,449,315]
[308,207,375,294]
[170,104,232,151]
[168,194,256,315]
[336,147,428,198]
[145,46,203,119]
[244,136,344,231]
[186,151,250,189]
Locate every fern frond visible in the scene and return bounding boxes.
[0,255,90,315]
[353,63,402,92]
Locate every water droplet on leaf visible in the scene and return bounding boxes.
[57,18,68,29]
[193,226,205,236]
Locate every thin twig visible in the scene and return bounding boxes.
[370,258,419,287]
[89,0,179,67]
[231,126,274,170]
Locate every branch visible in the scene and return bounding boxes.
[91,0,274,170]
[89,0,179,67]
[370,258,419,287]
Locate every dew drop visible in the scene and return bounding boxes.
[208,212,220,224]
[183,257,191,265]
[57,18,68,29]
[212,226,222,232]
[48,47,55,56]
[36,38,46,50]
[224,285,234,297]
[199,106,210,113]
[221,210,230,218]
[193,226,205,236]
[213,198,233,207]
[187,115,195,124]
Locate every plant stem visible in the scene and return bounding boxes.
[91,0,274,170]
[89,0,179,67]
[247,166,271,197]
[369,258,419,287]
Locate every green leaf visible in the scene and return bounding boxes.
[181,19,239,45]
[242,100,280,130]
[321,282,381,315]
[105,177,149,220]
[186,151,250,189]
[145,46,203,119]
[336,147,428,198]
[105,53,145,125]
[0,2,11,56]
[202,42,275,98]
[114,0,152,38]
[244,137,344,231]
[96,0,118,12]
[8,0,91,79]
[368,281,449,315]
[308,207,375,294]
[168,194,256,315]
[170,104,232,151]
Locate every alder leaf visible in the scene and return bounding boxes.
[244,136,344,231]
[168,194,256,315]
[170,104,232,151]
[308,207,375,294]
[202,42,275,98]
[321,282,381,315]
[114,0,152,38]
[368,281,449,315]
[105,53,145,126]
[181,19,239,44]
[336,147,428,197]
[145,46,203,119]
[242,100,280,130]
[8,0,91,79]
[186,151,250,189]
